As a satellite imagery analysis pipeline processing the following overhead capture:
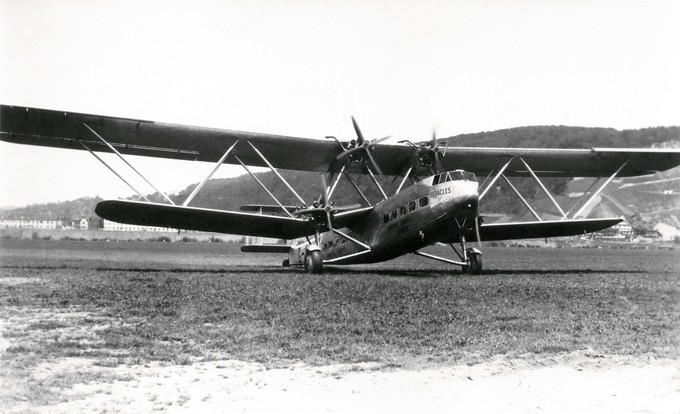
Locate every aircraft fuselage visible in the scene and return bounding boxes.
[291,170,479,266]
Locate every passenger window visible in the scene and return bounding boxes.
[408,201,416,212]
[399,205,407,216]
[391,210,398,220]
[383,214,389,223]
[419,196,429,208]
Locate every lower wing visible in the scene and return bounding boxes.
[460,218,622,242]
[95,200,314,239]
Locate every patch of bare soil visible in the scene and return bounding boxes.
[1,306,678,414]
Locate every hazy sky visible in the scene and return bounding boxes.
[1,0,679,207]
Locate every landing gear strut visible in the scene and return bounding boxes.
[412,235,483,274]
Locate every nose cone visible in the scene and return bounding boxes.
[453,180,479,203]
[438,180,479,216]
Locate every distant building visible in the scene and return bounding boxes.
[612,216,634,238]
[591,216,634,241]
[77,218,89,230]
[654,223,680,241]
[0,216,59,229]
[102,219,175,232]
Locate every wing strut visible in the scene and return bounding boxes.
[80,142,150,202]
[502,175,542,221]
[480,158,631,222]
[571,160,629,219]
[246,141,308,208]
[479,158,514,200]
[327,165,346,200]
[344,173,372,206]
[83,123,175,205]
[565,174,603,218]
[331,228,371,250]
[234,155,295,218]
[183,140,240,206]
[394,166,414,195]
[366,167,388,200]
[520,158,567,219]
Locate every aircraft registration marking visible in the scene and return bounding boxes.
[430,186,452,198]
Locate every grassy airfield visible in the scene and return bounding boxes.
[1,239,678,369]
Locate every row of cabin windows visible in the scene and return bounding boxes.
[383,196,429,224]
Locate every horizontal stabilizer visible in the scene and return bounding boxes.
[241,244,292,253]
[464,218,622,242]
[95,200,314,239]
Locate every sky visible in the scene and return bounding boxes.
[1,0,679,207]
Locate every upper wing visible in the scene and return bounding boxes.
[0,104,340,172]
[438,147,680,178]
[3,104,679,177]
[95,200,315,239]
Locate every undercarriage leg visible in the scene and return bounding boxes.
[413,235,483,274]
[458,235,483,275]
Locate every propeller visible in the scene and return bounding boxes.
[333,117,390,175]
[417,130,448,174]
[293,176,360,232]
[320,175,333,231]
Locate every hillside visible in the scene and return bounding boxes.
[4,126,679,230]
[449,126,680,148]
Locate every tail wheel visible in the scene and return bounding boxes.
[465,252,482,275]
[305,250,323,274]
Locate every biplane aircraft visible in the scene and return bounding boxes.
[2,105,680,274]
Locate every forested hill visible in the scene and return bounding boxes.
[4,125,679,223]
[447,125,680,148]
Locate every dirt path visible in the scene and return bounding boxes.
[39,358,680,413]
[3,344,679,413]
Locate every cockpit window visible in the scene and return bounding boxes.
[433,170,477,183]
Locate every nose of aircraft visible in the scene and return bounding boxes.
[446,180,479,217]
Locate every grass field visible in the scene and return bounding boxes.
[1,239,678,368]
[1,239,679,411]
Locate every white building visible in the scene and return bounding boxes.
[78,218,89,230]
[102,219,175,232]
[654,223,680,241]
[591,216,634,241]
[0,217,59,229]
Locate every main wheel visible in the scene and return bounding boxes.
[304,250,323,274]
[465,252,482,275]
[282,259,290,267]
